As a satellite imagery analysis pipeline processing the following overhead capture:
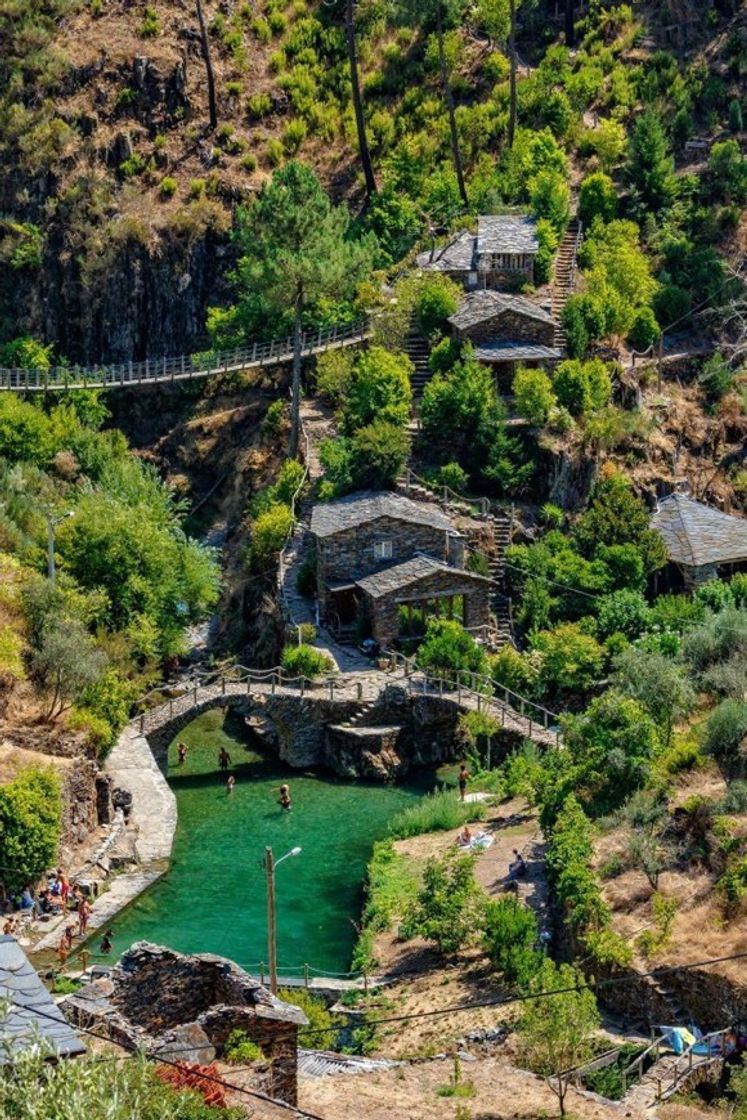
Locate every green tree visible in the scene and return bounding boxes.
[421,355,505,477]
[512,367,556,425]
[708,139,747,204]
[0,396,53,466]
[416,618,487,677]
[613,649,694,743]
[518,957,600,1115]
[578,172,617,226]
[229,162,375,457]
[529,168,570,233]
[531,622,604,698]
[0,766,61,895]
[626,108,677,213]
[563,691,661,813]
[704,699,747,769]
[415,274,462,337]
[482,895,539,985]
[595,589,651,640]
[249,503,294,571]
[402,850,484,954]
[32,617,107,720]
[349,420,410,489]
[343,347,413,433]
[553,358,611,416]
[574,472,668,574]
[0,336,53,370]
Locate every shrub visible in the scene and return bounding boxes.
[240,153,257,173]
[414,275,461,338]
[278,988,344,1049]
[596,589,651,640]
[438,461,469,493]
[140,5,159,37]
[388,790,485,840]
[553,358,611,416]
[315,349,354,405]
[282,118,308,154]
[416,619,487,678]
[295,554,316,598]
[247,92,272,118]
[249,504,293,570]
[189,178,207,198]
[694,579,734,613]
[280,643,333,679]
[343,347,413,433]
[627,306,659,351]
[512,367,556,425]
[532,623,604,697]
[482,896,540,985]
[349,421,409,490]
[262,399,286,440]
[0,767,62,893]
[159,177,178,198]
[223,1031,264,1063]
[578,172,617,226]
[265,138,284,167]
[401,850,484,955]
[251,14,271,41]
[704,700,747,768]
[534,217,559,284]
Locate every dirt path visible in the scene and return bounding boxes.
[472,797,550,931]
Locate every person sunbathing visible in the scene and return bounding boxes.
[455,826,472,847]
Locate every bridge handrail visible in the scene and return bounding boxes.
[660,1028,730,1099]
[130,654,560,743]
[382,649,561,743]
[0,320,371,391]
[620,1036,662,1094]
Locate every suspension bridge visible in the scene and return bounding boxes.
[0,320,371,392]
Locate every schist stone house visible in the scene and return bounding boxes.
[416,214,539,290]
[651,492,747,589]
[310,492,492,647]
[448,290,562,373]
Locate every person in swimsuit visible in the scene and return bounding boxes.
[458,763,470,802]
[218,747,232,771]
[177,742,188,766]
[99,929,114,954]
[278,784,291,811]
[226,775,236,796]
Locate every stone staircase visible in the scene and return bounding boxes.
[404,329,433,397]
[551,218,582,351]
[280,520,316,632]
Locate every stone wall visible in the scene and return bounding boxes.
[59,759,111,865]
[365,568,492,647]
[457,309,555,347]
[317,517,449,609]
[65,943,306,1105]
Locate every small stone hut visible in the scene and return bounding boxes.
[449,290,561,374]
[310,492,492,645]
[651,492,747,589]
[64,943,307,1105]
[416,214,539,289]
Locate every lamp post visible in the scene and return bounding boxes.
[46,510,74,583]
[265,845,301,994]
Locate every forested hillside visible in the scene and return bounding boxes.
[1,0,745,362]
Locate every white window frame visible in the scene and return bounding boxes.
[374,540,393,561]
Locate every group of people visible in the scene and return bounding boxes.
[0,869,113,963]
[176,740,294,810]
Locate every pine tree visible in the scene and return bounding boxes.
[231,163,376,457]
[627,109,677,213]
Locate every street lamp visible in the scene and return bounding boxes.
[46,510,74,583]
[265,845,301,994]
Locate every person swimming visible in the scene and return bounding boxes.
[177,742,187,766]
[218,746,232,771]
[226,775,236,796]
[278,784,291,811]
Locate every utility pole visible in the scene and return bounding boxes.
[264,844,301,995]
[265,846,277,994]
[508,0,517,148]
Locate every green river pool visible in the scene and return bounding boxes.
[104,709,435,976]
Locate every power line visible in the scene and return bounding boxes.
[2,991,331,1120]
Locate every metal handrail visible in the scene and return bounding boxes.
[621,1037,661,1094]
[0,320,371,391]
[401,466,490,518]
[660,1028,729,1099]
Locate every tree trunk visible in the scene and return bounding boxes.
[196,0,218,131]
[508,0,517,148]
[565,0,575,46]
[346,0,376,200]
[437,5,468,207]
[288,289,303,459]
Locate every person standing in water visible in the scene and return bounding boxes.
[226,775,236,796]
[218,746,232,771]
[458,763,470,802]
[177,742,187,766]
[278,784,292,811]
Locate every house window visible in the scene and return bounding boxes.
[374,540,393,561]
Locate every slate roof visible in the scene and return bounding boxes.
[0,936,86,1060]
[415,214,538,274]
[473,341,563,363]
[311,492,453,539]
[356,554,492,599]
[449,290,557,332]
[476,214,539,256]
[651,493,747,568]
[415,230,476,273]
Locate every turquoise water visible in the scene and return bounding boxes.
[105,710,433,975]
